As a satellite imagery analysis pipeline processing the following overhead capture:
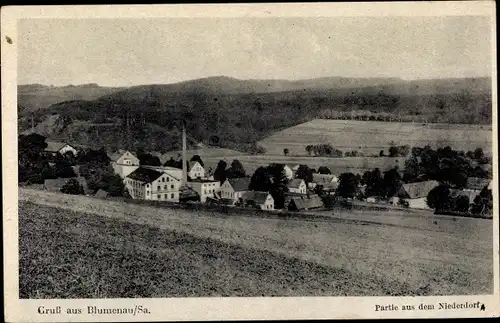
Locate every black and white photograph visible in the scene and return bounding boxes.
[2,2,498,321]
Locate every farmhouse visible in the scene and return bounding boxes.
[125,167,180,202]
[287,194,324,211]
[44,141,78,157]
[108,150,140,178]
[240,191,275,210]
[309,173,339,191]
[219,177,251,204]
[392,180,440,209]
[186,178,220,203]
[188,161,205,179]
[287,178,307,194]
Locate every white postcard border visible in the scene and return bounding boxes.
[2,2,499,321]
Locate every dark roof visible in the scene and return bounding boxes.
[45,141,71,152]
[126,167,164,183]
[228,177,250,191]
[242,191,272,205]
[398,180,440,199]
[466,177,491,191]
[289,195,323,210]
[287,178,304,189]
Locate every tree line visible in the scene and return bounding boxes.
[19,133,127,197]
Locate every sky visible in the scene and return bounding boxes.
[18,16,493,87]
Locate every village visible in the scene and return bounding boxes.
[20,122,493,217]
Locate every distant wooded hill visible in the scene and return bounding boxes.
[18,76,492,152]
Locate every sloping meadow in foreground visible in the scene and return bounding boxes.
[21,201,432,298]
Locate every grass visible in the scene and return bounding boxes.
[20,201,420,298]
[257,119,493,156]
[19,188,494,297]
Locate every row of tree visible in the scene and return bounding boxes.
[427,185,493,216]
[403,145,491,188]
[305,144,343,157]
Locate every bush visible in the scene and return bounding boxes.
[60,179,84,195]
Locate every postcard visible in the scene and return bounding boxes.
[2,2,498,321]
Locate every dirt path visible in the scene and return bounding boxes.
[19,188,493,295]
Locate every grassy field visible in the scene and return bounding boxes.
[19,189,493,297]
[257,119,493,156]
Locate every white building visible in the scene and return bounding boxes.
[187,179,220,203]
[287,178,307,194]
[219,177,251,204]
[188,161,205,179]
[125,167,180,202]
[108,150,140,178]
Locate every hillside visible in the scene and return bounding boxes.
[18,83,124,113]
[18,76,492,152]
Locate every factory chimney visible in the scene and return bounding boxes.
[181,120,188,186]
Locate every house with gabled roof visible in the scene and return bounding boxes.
[108,149,140,178]
[287,178,307,194]
[44,141,78,157]
[239,191,274,210]
[391,180,440,209]
[188,161,205,179]
[125,167,180,202]
[309,173,339,191]
[219,177,251,204]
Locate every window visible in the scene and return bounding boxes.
[171,193,174,199]
[157,186,160,191]
[164,185,167,190]
[164,194,167,199]
[146,190,150,195]
[171,184,174,189]
[146,184,149,188]
[162,178,165,182]
[167,177,170,182]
